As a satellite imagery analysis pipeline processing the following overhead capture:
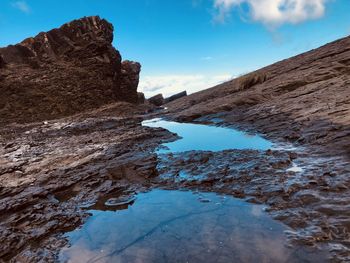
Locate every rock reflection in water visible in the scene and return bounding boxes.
[60,190,324,263]
[142,119,272,153]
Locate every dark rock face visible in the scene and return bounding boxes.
[165,91,187,103]
[148,94,164,106]
[120,61,141,103]
[0,55,5,68]
[137,92,146,104]
[0,16,141,124]
[147,91,187,106]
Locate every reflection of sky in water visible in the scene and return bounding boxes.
[142,119,272,153]
[60,190,325,263]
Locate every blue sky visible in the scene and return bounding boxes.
[0,0,349,97]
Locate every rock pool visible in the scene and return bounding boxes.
[60,190,324,263]
[142,118,272,153]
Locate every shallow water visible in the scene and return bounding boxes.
[142,118,272,153]
[59,119,323,263]
[60,190,324,263]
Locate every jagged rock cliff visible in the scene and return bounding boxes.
[0,16,141,124]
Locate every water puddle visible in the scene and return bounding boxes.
[142,118,272,153]
[60,190,324,263]
[59,119,320,262]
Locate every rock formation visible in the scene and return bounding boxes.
[0,55,5,68]
[167,35,350,156]
[137,92,146,104]
[148,94,164,106]
[0,16,141,124]
[148,91,187,106]
[120,60,141,103]
[165,91,187,103]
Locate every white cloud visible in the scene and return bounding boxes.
[213,0,328,27]
[139,74,233,98]
[12,1,31,14]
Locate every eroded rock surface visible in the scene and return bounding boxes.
[120,60,142,103]
[148,94,165,106]
[165,91,187,103]
[161,35,350,262]
[0,16,141,124]
[153,148,350,261]
[1,19,350,263]
[0,103,174,262]
[166,36,350,157]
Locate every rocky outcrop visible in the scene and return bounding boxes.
[0,16,141,124]
[148,94,164,106]
[120,61,141,103]
[0,55,5,68]
[148,91,188,106]
[137,92,146,104]
[165,91,187,104]
[167,35,350,157]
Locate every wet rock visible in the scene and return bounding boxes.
[104,194,136,207]
[294,190,321,205]
[4,142,15,149]
[165,36,350,158]
[0,108,175,262]
[288,152,298,160]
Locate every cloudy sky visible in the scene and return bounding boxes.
[0,0,349,97]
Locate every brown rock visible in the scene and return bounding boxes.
[148,94,164,106]
[119,60,141,103]
[166,35,350,157]
[0,16,141,124]
[137,92,146,104]
[0,55,5,68]
[165,91,187,103]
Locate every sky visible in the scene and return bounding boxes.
[0,0,349,97]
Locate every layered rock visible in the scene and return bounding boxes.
[120,60,141,103]
[148,94,164,106]
[0,55,5,68]
[148,91,188,106]
[0,16,141,124]
[167,35,350,156]
[165,91,187,103]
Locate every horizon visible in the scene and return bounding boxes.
[1,0,349,97]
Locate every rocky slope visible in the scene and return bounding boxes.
[161,37,350,261]
[0,16,141,124]
[166,35,350,158]
[1,18,350,262]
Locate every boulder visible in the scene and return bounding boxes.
[148,94,164,106]
[165,91,187,103]
[0,16,141,124]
